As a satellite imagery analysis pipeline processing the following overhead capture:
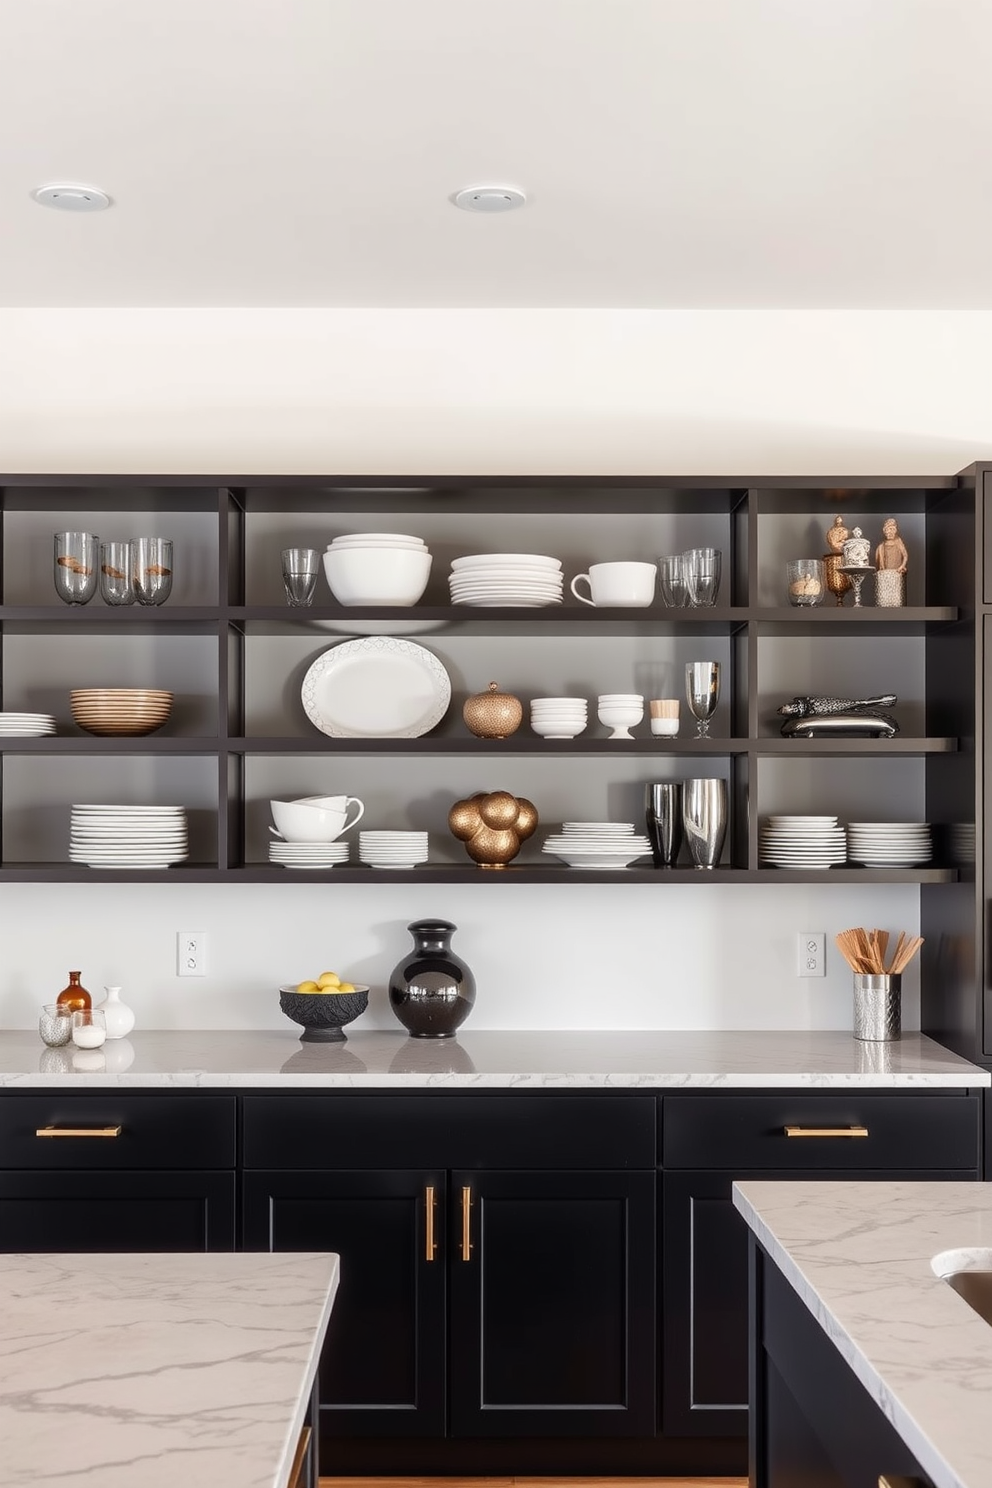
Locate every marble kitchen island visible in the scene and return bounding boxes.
[0,1250,339,1488]
[734,1180,992,1488]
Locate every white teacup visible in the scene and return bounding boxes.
[270,797,365,842]
[570,562,657,607]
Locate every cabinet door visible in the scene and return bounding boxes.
[0,1171,235,1251]
[663,1168,970,1439]
[243,1170,446,1439]
[448,1169,655,1438]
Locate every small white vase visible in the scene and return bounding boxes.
[96,985,135,1040]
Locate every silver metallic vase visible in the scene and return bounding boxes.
[682,778,728,870]
[645,782,684,867]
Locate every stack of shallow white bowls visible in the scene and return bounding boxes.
[70,804,188,869]
[323,533,432,606]
[448,553,563,607]
[359,830,429,869]
[0,711,56,736]
[70,689,172,736]
[541,821,652,870]
[758,815,847,868]
[846,821,932,868]
[530,697,588,739]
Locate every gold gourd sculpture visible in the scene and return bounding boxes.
[448,790,539,869]
[462,681,523,739]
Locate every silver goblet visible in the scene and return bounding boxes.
[685,661,720,738]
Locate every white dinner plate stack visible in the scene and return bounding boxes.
[759,815,847,869]
[0,712,56,736]
[448,553,563,607]
[542,821,652,870]
[70,804,188,869]
[846,822,932,868]
[359,830,429,869]
[269,840,350,870]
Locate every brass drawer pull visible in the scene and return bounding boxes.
[425,1184,437,1261]
[35,1125,122,1138]
[287,1425,311,1488]
[461,1184,473,1261]
[784,1125,869,1138]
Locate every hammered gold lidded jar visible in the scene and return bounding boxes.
[462,681,523,739]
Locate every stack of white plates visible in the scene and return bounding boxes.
[359,830,429,869]
[70,804,188,869]
[846,822,932,867]
[759,815,847,868]
[0,712,56,736]
[530,697,588,739]
[269,841,350,870]
[542,821,652,870]
[449,553,563,607]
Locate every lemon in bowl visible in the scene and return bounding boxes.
[279,978,369,1042]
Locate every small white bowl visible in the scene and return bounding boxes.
[531,718,587,738]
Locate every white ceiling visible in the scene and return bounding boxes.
[2,0,991,309]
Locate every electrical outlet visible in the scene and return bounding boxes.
[177,931,207,977]
[797,931,825,977]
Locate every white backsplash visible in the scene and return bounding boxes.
[0,879,921,1034]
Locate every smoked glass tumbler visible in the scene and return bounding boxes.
[54,532,99,605]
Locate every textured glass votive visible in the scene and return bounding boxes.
[39,1002,72,1047]
[787,558,825,606]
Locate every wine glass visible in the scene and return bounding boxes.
[685,662,720,738]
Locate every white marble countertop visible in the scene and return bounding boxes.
[2,1028,986,1086]
[734,1180,992,1488]
[0,1250,338,1488]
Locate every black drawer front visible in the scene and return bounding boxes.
[662,1093,980,1171]
[0,1095,237,1169]
[243,1094,656,1170]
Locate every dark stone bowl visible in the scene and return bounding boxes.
[279,985,370,1042]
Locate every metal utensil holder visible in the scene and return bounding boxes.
[853,973,901,1042]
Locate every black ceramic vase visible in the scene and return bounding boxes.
[388,919,476,1039]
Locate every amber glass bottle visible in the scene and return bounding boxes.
[55,971,91,1014]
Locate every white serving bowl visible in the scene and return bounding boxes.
[270,799,351,842]
[323,546,432,606]
[531,718,587,738]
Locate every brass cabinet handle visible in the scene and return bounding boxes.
[35,1125,122,1138]
[461,1184,473,1261]
[784,1125,869,1138]
[425,1185,437,1261]
[287,1425,311,1488]
[878,1476,923,1488]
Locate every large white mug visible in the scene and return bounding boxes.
[270,797,365,842]
[570,561,657,607]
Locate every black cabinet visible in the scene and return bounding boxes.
[752,1240,935,1488]
[0,1093,237,1252]
[661,1092,982,1442]
[242,1092,657,1465]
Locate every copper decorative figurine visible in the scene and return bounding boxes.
[874,517,908,607]
[823,515,852,605]
[448,790,538,869]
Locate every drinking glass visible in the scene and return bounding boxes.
[645,782,684,867]
[54,532,99,605]
[683,778,728,869]
[685,661,720,737]
[131,538,174,605]
[99,541,135,605]
[683,547,722,607]
[658,554,689,607]
[281,547,320,607]
[71,1008,107,1049]
[38,1002,72,1047]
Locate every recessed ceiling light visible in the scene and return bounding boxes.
[31,183,112,213]
[451,186,528,213]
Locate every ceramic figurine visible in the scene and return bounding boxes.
[874,517,908,607]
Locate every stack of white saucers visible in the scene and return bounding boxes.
[359,830,429,869]
[846,822,932,868]
[69,804,188,869]
[759,815,847,869]
[0,712,56,736]
[542,821,652,870]
[530,697,588,739]
[269,840,350,870]
[449,553,563,607]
